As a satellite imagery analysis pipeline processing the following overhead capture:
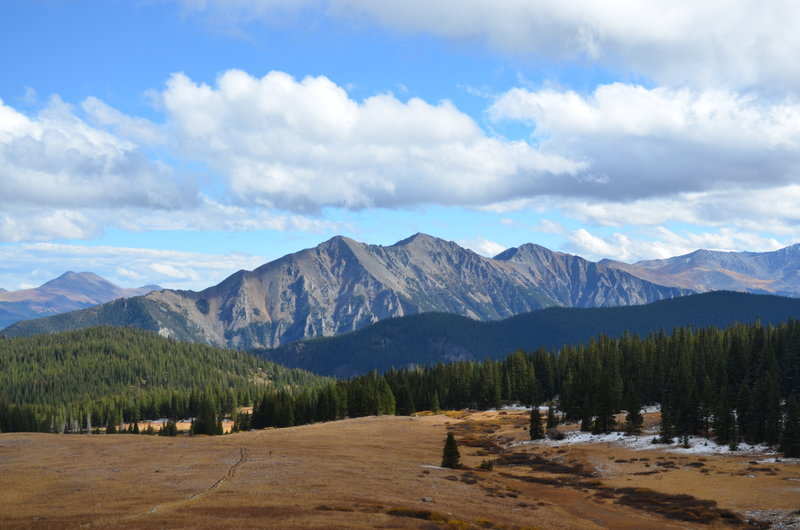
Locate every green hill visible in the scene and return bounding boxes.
[258,291,800,376]
[0,326,327,432]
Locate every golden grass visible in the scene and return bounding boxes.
[0,410,797,528]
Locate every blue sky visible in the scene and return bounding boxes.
[2,1,800,291]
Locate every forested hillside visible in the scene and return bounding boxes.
[0,327,327,433]
[261,291,800,376]
[250,317,800,456]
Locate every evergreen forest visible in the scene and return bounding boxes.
[0,327,327,433]
[2,319,799,457]
[248,318,800,457]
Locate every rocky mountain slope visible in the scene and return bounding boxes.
[261,291,800,376]
[601,244,800,295]
[0,272,161,329]
[1,234,687,348]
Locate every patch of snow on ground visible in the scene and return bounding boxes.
[499,404,531,412]
[511,428,786,457]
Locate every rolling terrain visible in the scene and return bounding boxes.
[0,327,327,433]
[1,410,797,529]
[0,272,160,329]
[602,244,800,295]
[260,291,800,376]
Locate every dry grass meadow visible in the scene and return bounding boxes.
[1,410,798,529]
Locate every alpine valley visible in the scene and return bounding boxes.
[4,234,800,353]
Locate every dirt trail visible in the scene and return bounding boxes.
[189,446,248,500]
[117,445,249,523]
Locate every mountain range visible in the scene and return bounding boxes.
[1,234,687,347]
[0,272,161,330]
[259,291,800,376]
[4,235,800,352]
[601,244,800,295]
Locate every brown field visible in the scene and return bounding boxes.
[1,410,798,529]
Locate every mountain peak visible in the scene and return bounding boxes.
[3,233,689,346]
[494,242,566,263]
[41,271,113,290]
[0,271,160,330]
[392,232,443,246]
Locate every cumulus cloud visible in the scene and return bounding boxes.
[489,83,800,200]
[0,96,193,211]
[81,97,167,146]
[564,226,787,263]
[458,236,507,257]
[549,184,800,236]
[178,0,800,93]
[0,208,99,243]
[158,69,582,211]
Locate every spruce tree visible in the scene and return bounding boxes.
[441,432,461,468]
[546,404,558,429]
[623,386,644,435]
[713,383,734,445]
[193,396,218,435]
[593,366,617,434]
[780,397,800,457]
[431,391,441,414]
[529,407,545,440]
[579,399,593,432]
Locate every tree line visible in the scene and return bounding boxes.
[242,318,800,457]
[1,320,798,457]
[0,326,328,433]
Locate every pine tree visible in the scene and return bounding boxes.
[441,432,461,468]
[192,395,218,435]
[764,374,782,446]
[623,386,644,435]
[780,397,800,457]
[158,419,178,436]
[579,398,593,432]
[546,404,558,429]
[529,407,545,440]
[713,383,734,444]
[593,364,617,434]
[431,391,441,413]
[396,383,416,416]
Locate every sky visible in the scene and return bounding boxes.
[2,0,800,291]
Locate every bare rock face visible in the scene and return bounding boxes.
[601,244,800,296]
[3,234,688,347]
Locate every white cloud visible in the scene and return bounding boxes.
[0,96,193,211]
[110,196,351,234]
[158,69,583,211]
[458,236,507,257]
[0,208,98,243]
[564,226,788,263]
[81,97,167,146]
[550,185,800,236]
[179,1,800,93]
[0,243,270,291]
[489,83,800,200]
